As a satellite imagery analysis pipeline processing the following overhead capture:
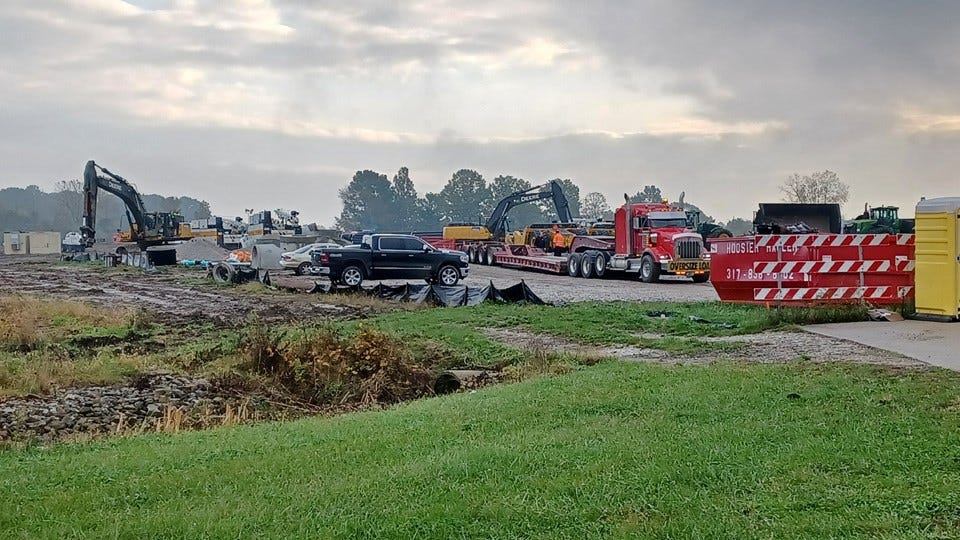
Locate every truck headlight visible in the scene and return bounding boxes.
[460,254,469,263]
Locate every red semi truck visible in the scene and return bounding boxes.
[492,199,711,282]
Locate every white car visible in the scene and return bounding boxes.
[280,243,341,274]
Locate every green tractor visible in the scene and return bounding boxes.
[686,210,733,244]
[843,205,915,234]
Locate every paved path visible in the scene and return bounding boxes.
[803,320,960,371]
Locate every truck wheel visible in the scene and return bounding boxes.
[296,262,310,275]
[437,265,460,286]
[708,228,733,239]
[479,248,489,266]
[640,254,660,283]
[567,253,582,277]
[487,247,498,266]
[693,272,710,284]
[340,265,364,288]
[467,246,477,264]
[580,252,596,278]
[593,251,608,278]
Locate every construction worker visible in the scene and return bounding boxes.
[551,226,565,257]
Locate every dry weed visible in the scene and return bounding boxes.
[0,294,135,350]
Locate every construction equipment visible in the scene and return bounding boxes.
[753,203,843,235]
[686,210,733,244]
[443,181,573,264]
[490,196,711,283]
[80,160,190,251]
[247,209,303,237]
[188,216,247,249]
[844,204,916,234]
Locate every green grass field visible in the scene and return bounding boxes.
[4,361,959,539]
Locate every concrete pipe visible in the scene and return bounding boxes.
[250,244,284,270]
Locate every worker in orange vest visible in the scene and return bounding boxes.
[551,226,566,257]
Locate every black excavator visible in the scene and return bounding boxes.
[80,160,189,254]
[442,180,574,243]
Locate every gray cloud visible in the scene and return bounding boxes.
[0,0,957,225]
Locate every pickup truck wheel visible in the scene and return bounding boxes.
[580,252,596,278]
[692,272,710,284]
[437,265,460,286]
[567,253,582,277]
[296,262,310,275]
[340,265,364,288]
[594,251,608,277]
[640,254,660,283]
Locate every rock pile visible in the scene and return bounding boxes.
[0,373,230,442]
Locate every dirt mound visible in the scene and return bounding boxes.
[175,239,229,261]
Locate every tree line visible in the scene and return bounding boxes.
[0,183,211,239]
[336,167,734,233]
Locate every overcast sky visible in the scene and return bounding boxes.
[1,0,958,224]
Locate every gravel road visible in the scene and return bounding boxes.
[461,264,719,304]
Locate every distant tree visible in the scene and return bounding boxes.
[53,179,83,223]
[336,170,396,231]
[436,169,491,224]
[488,175,547,230]
[628,185,663,204]
[780,170,849,204]
[547,178,580,219]
[723,217,753,235]
[580,192,610,221]
[391,167,421,231]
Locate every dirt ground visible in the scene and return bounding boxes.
[0,255,718,317]
[0,256,366,325]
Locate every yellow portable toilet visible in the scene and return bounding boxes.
[914,197,960,321]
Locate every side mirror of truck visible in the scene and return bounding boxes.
[422,244,433,252]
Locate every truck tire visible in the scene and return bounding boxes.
[437,264,460,286]
[580,252,596,278]
[487,247,498,266]
[640,254,660,283]
[708,228,733,239]
[593,251,608,278]
[693,272,710,284]
[567,253,582,277]
[212,263,237,284]
[340,265,365,288]
[468,246,478,264]
[479,248,489,266]
[296,262,310,275]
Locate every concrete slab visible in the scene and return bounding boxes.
[803,320,960,371]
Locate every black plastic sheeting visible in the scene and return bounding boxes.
[307,280,547,306]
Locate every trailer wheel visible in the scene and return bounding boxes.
[593,251,608,278]
[487,247,498,266]
[467,246,477,264]
[692,272,710,284]
[212,263,237,284]
[580,252,596,278]
[479,247,489,266]
[567,253,582,277]
[640,254,660,283]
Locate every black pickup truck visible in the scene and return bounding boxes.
[311,234,469,287]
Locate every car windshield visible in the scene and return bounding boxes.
[650,218,689,228]
[292,244,318,254]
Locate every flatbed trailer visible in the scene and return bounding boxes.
[489,245,568,274]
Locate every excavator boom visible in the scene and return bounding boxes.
[484,180,573,238]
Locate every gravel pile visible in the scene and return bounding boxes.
[0,373,232,441]
[175,238,229,261]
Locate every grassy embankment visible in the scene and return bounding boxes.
[2,360,959,538]
[0,293,868,397]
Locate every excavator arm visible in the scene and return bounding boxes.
[484,180,573,238]
[81,160,151,247]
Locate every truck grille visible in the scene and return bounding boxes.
[675,238,703,259]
